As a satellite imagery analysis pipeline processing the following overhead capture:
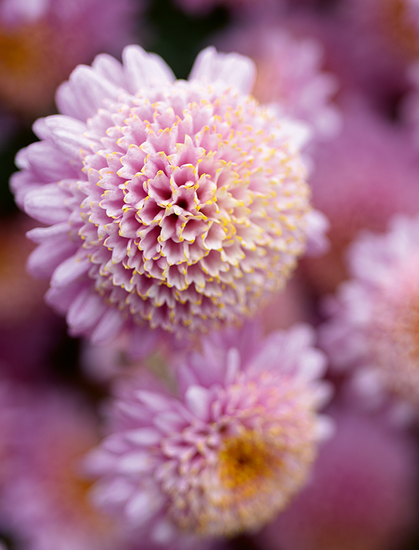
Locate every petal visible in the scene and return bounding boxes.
[189,46,256,94]
[67,287,108,334]
[92,53,127,87]
[33,115,90,160]
[27,236,77,279]
[185,385,211,421]
[90,308,125,344]
[122,45,175,94]
[51,254,90,288]
[117,451,150,473]
[24,183,69,224]
[126,491,158,523]
[27,222,70,243]
[55,64,121,121]
[124,428,161,446]
[24,141,79,181]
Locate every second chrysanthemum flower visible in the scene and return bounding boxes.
[86,323,332,547]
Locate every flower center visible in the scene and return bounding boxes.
[218,432,281,496]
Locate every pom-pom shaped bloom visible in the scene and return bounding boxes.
[217,24,341,140]
[87,323,331,546]
[12,46,322,345]
[0,0,137,117]
[259,407,418,550]
[320,214,419,407]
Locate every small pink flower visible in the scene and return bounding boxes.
[258,407,418,550]
[87,323,331,546]
[0,0,138,117]
[320,214,419,408]
[12,45,325,347]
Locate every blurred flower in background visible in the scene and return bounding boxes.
[216,23,341,140]
[301,99,419,294]
[87,323,331,547]
[0,0,139,119]
[258,406,418,550]
[0,386,128,550]
[321,214,419,412]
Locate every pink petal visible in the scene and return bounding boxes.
[24,183,69,224]
[51,254,90,288]
[90,308,125,344]
[122,45,175,94]
[185,385,211,421]
[55,65,121,121]
[33,115,90,160]
[67,287,108,334]
[189,46,256,94]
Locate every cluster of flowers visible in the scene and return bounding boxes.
[2,0,419,550]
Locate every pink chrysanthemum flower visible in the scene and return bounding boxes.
[87,323,331,546]
[320,214,419,408]
[258,407,418,550]
[217,24,341,140]
[0,0,137,117]
[1,388,126,550]
[11,45,324,345]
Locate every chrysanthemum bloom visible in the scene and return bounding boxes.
[87,323,332,546]
[1,388,127,550]
[301,100,419,294]
[320,214,419,408]
[11,45,324,346]
[216,24,341,140]
[258,407,418,550]
[0,0,137,117]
